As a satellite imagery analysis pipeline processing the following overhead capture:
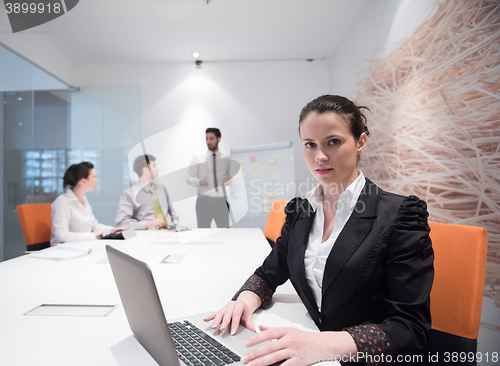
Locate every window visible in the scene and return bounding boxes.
[23,149,100,196]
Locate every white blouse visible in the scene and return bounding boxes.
[304,172,366,310]
[50,188,113,246]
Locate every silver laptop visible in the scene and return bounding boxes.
[106,245,258,366]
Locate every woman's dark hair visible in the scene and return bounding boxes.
[63,162,94,189]
[299,95,370,139]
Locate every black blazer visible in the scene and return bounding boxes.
[255,179,434,358]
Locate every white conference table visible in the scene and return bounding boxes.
[0,228,335,366]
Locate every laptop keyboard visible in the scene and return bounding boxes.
[168,320,242,366]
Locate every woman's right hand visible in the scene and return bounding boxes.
[93,229,103,238]
[203,291,262,335]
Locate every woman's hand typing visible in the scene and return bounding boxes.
[203,291,262,335]
[242,326,358,366]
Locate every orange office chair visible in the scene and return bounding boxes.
[428,222,488,365]
[263,200,288,248]
[17,203,52,251]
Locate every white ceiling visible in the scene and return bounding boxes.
[0,0,367,64]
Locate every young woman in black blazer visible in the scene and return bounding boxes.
[205,95,434,366]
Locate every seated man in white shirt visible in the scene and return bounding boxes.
[115,155,178,230]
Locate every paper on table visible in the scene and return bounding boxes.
[160,254,186,264]
[30,243,92,261]
[24,304,116,317]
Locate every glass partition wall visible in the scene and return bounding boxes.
[1,45,141,261]
[2,90,70,260]
[1,45,39,260]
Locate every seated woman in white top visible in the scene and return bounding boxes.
[50,162,127,246]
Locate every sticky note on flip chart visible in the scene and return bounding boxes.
[269,154,276,163]
[250,163,256,170]
[249,156,257,162]
[261,162,268,170]
[251,171,259,179]
[261,197,272,212]
[272,170,280,181]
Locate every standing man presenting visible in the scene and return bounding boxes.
[116,154,178,230]
[187,128,231,228]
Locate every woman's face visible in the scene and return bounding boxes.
[300,112,366,189]
[82,169,98,192]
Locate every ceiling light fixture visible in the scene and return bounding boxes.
[192,52,201,58]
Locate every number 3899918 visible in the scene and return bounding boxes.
[5,2,63,14]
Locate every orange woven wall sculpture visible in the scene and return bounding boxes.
[356,0,500,307]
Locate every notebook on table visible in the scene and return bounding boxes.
[106,245,259,366]
[100,229,136,240]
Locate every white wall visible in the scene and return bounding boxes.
[0,45,69,91]
[75,60,330,226]
[0,35,76,87]
[329,0,435,99]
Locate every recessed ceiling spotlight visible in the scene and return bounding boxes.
[192,52,201,58]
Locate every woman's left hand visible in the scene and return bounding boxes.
[242,326,357,366]
[111,226,128,234]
